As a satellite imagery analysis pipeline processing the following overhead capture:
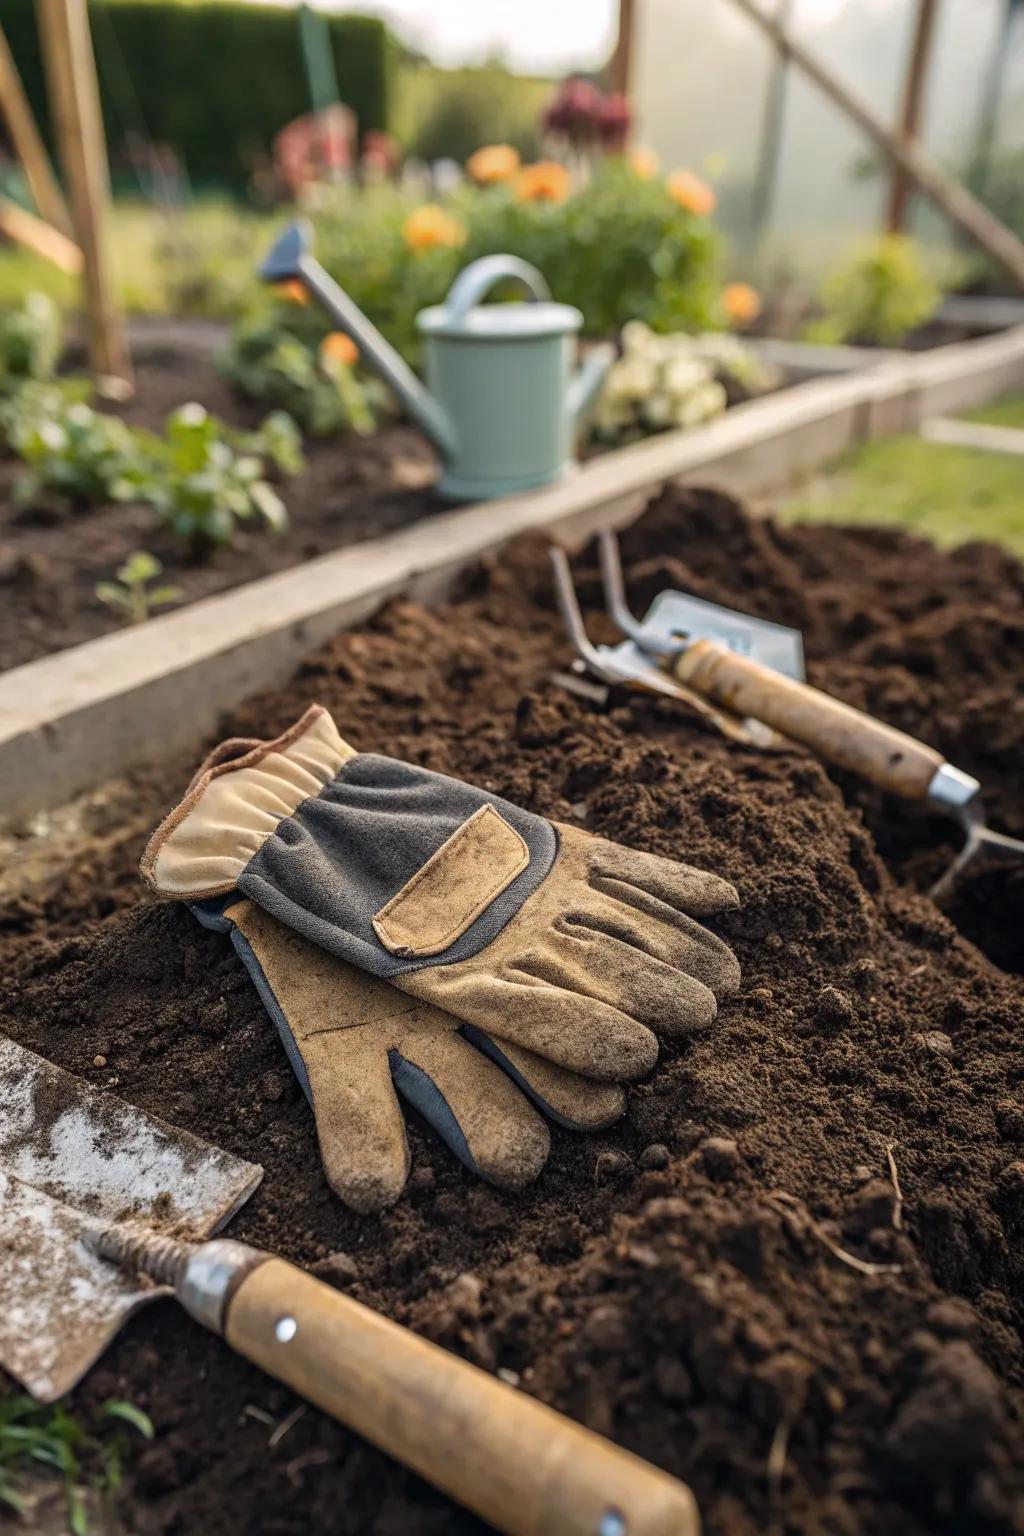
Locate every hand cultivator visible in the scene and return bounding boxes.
[553,529,1024,896]
[0,1036,698,1536]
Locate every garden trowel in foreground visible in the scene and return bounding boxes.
[553,530,1024,897]
[0,1035,698,1536]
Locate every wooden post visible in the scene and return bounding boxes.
[610,0,636,97]
[886,0,939,232]
[727,0,1024,291]
[36,0,131,391]
[0,23,71,234]
[751,0,794,239]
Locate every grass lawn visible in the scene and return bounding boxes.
[781,394,1024,557]
[0,201,275,319]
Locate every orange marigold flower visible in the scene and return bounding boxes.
[666,169,717,217]
[467,143,521,184]
[402,204,467,251]
[273,278,309,305]
[515,161,572,204]
[629,146,660,180]
[320,331,359,367]
[721,282,762,326]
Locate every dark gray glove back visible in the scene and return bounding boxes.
[237,754,557,979]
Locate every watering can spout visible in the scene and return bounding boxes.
[258,221,458,461]
[567,342,614,429]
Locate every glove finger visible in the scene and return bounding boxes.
[300,1028,410,1214]
[571,883,741,999]
[393,1030,549,1190]
[546,921,721,1037]
[462,1026,626,1131]
[589,839,740,918]
[403,967,658,1081]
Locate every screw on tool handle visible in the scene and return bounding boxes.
[675,638,955,801]
[220,1255,701,1536]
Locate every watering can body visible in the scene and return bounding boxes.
[259,225,612,502]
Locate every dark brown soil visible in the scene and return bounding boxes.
[2,488,1024,1536]
[0,340,440,672]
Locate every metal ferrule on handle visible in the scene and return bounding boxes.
[674,637,981,809]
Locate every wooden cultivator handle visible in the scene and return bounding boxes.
[675,638,944,798]
[226,1257,700,1536]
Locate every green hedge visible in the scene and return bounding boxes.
[2,0,393,190]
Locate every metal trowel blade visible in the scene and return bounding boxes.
[0,1036,262,1401]
[634,589,806,680]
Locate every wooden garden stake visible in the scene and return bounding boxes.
[0,23,71,235]
[36,0,132,393]
[886,0,939,233]
[728,0,1024,291]
[0,195,82,272]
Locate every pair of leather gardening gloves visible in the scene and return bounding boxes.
[142,705,740,1212]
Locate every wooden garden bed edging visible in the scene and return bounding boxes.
[3,323,1024,820]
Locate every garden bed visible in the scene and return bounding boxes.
[0,340,440,673]
[2,487,1023,1536]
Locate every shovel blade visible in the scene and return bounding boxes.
[0,1038,262,1401]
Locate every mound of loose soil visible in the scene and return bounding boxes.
[0,340,439,672]
[2,487,1024,1536]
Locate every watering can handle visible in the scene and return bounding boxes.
[444,255,551,326]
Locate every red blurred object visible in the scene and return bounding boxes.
[543,77,604,144]
[361,130,399,178]
[597,91,632,151]
[273,104,354,196]
[542,77,632,153]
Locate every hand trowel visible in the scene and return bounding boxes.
[553,530,1024,896]
[0,1036,698,1536]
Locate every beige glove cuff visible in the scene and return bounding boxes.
[142,705,354,899]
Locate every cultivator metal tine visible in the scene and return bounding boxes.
[597,529,671,653]
[549,547,693,700]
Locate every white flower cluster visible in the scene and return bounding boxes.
[592,321,777,443]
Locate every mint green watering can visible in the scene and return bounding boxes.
[260,222,613,501]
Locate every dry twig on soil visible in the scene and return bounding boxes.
[768,1192,902,1278]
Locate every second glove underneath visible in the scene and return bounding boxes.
[202,898,624,1213]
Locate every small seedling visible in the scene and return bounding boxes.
[0,1393,153,1533]
[95,551,183,625]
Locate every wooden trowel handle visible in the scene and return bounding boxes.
[676,637,944,799]
[226,1257,699,1536]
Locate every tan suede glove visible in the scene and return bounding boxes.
[144,705,740,1083]
[203,898,623,1212]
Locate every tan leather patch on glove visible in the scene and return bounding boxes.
[372,804,529,959]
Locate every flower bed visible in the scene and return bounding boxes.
[1,488,1022,1535]
[0,334,437,672]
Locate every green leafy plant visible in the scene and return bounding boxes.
[11,401,144,512]
[0,292,62,396]
[219,310,387,437]
[95,550,183,624]
[136,403,300,551]
[804,235,941,346]
[0,1393,153,1533]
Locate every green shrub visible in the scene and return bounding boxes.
[303,163,723,367]
[403,64,545,164]
[459,161,723,340]
[3,0,393,190]
[804,234,941,346]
